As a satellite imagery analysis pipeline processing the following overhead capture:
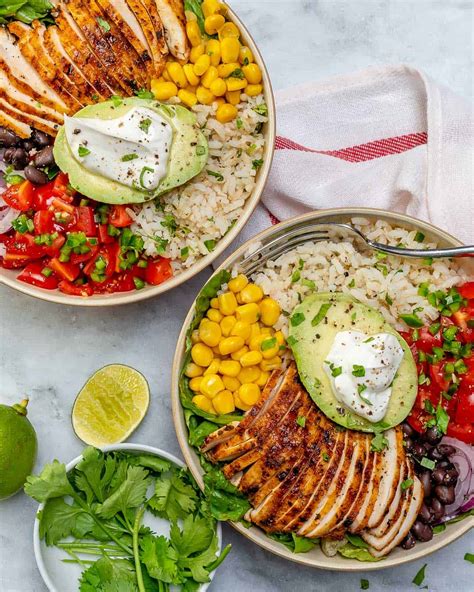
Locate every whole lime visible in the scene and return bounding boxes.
[0,399,37,500]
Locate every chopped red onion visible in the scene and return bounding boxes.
[440,436,474,519]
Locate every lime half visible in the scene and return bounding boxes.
[72,365,150,447]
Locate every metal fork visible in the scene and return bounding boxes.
[238,222,474,276]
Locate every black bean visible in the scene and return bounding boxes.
[31,128,52,148]
[402,423,415,438]
[432,468,446,484]
[3,147,28,168]
[21,139,36,153]
[24,165,48,185]
[430,498,445,522]
[419,470,432,498]
[443,467,459,486]
[434,485,455,505]
[429,446,444,461]
[437,444,456,457]
[425,426,443,445]
[404,437,413,451]
[438,460,449,469]
[33,145,54,168]
[412,520,433,542]
[0,126,21,147]
[418,503,432,524]
[401,531,416,550]
[412,443,426,458]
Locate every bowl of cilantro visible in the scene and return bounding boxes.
[27,443,228,592]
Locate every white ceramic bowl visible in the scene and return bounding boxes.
[33,443,222,591]
[171,208,473,571]
[0,3,275,306]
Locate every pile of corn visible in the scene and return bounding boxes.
[151,0,263,123]
[186,274,285,415]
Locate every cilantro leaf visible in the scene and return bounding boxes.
[370,432,389,452]
[125,454,171,474]
[98,466,151,519]
[39,498,94,545]
[412,564,427,586]
[140,534,178,584]
[74,446,116,503]
[79,557,137,592]
[24,460,74,502]
[170,514,214,558]
[148,470,198,522]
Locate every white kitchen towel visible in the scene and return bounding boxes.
[220,64,473,264]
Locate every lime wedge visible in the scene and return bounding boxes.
[72,365,150,447]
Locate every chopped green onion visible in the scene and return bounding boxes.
[121,153,139,162]
[296,415,306,428]
[41,267,52,277]
[137,259,148,268]
[291,270,301,283]
[78,145,90,157]
[401,478,414,491]
[290,312,305,327]
[420,457,436,470]
[204,239,216,252]
[261,337,277,351]
[134,277,145,290]
[252,159,263,170]
[311,303,332,327]
[139,166,154,189]
[414,231,425,242]
[348,278,355,288]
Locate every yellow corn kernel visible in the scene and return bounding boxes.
[210,297,219,309]
[219,359,241,377]
[201,66,218,89]
[207,308,223,323]
[196,86,215,105]
[221,37,240,63]
[249,322,261,342]
[217,62,240,78]
[260,327,272,335]
[223,375,241,392]
[192,394,213,412]
[185,363,203,378]
[219,22,240,40]
[187,85,198,94]
[199,319,221,347]
[205,14,225,35]
[275,330,285,346]
[214,97,226,107]
[239,46,254,64]
[212,345,221,355]
[209,77,227,97]
[231,320,251,341]
[238,366,261,384]
[218,291,238,315]
[234,393,251,411]
[191,342,213,367]
[200,374,225,398]
[190,44,206,64]
[220,315,236,337]
[256,370,270,387]
[228,274,248,293]
[236,292,244,304]
[193,54,211,76]
[225,91,241,106]
[249,334,266,352]
[261,340,279,359]
[245,83,264,97]
[167,62,187,88]
[206,39,221,66]
[162,68,172,82]
[240,350,263,368]
[216,103,238,123]
[189,377,203,392]
[238,383,261,406]
[183,63,200,86]
[226,77,247,92]
[202,0,222,17]
[230,345,249,361]
[240,283,264,304]
[213,390,235,414]
[178,89,198,108]
[219,336,245,356]
[236,302,260,324]
[186,20,202,47]
[242,63,262,84]
[260,356,281,372]
[151,80,178,100]
[259,297,281,326]
[191,329,200,344]
[204,358,221,376]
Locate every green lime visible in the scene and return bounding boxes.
[0,399,37,500]
[72,365,150,447]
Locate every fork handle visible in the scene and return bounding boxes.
[368,241,474,258]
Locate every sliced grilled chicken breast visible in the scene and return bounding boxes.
[0,97,59,136]
[0,108,32,137]
[137,0,169,71]
[154,0,189,60]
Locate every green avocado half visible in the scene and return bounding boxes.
[53,97,208,204]
[288,292,418,432]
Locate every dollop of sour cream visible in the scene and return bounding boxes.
[64,107,173,191]
[323,331,404,422]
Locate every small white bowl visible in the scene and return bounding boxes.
[33,443,222,592]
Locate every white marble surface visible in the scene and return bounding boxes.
[1,1,473,591]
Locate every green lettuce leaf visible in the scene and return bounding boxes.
[184,0,205,33]
[338,543,382,562]
[202,465,250,521]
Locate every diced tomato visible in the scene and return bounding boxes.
[33,180,56,209]
[429,361,451,392]
[462,357,474,387]
[415,327,442,353]
[454,382,474,425]
[145,257,172,285]
[73,206,97,236]
[407,409,427,433]
[51,172,74,200]
[48,258,80,282]
[1,252,33,269]
[43,234,66,258]
[447,422,474,444]
[92,271,135,293]
[2,180,34,211]
[17,263,58,290]
[70,244,99,265]
[458,282,474,300]
[109,205,133,228]
[58,280,93,297]
[5,235,44,259]
[98,224,114,244]
[83,244,119,278]
[51,197,75,214]
[34,210,55,234]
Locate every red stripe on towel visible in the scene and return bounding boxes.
[275,132,427,162]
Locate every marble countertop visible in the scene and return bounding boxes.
[0,1,472,591]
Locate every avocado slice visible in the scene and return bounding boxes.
[288,292,417,432]
[53,98,208,204]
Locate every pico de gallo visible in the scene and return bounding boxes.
[0,175,173,296]
[402,282,474,444]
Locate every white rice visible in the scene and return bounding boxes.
[248,218,470,333]
[129,93,267,271]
